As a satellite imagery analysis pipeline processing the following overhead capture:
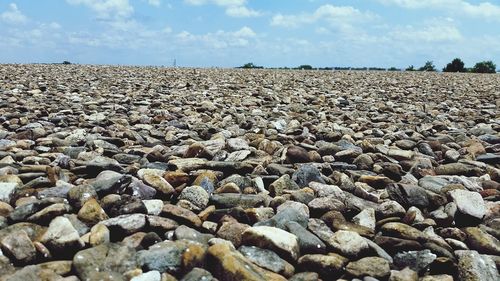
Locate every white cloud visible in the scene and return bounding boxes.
[390,19,463,42]
[176,26,258,49]
[147,0,161,6]
[225,6,261,17]
[379,0,500,19]
[184,0,261,17]
[1,3,28,24]
[66,0,134,18]
[232,26,256,37]
[271,4,375,28]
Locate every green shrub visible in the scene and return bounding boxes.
[471,61,496,73]
[405,65,415,71]
[443,58,466,72]
[418,61,436,72]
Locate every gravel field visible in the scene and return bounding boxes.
[0,64,499,281]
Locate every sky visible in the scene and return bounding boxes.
[0,0,499,68]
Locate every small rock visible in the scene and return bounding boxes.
[161,204,202,227]
[0,230,36,264]
[40,216,84,254]
[178,186,210,211]
[327,230,369,258]
[131,270,161,281]
[242,226,300,261]
[285,221,326,254]
[286,146,311,163]
[77,198,108,224]
[207,243,287,281]
[297,253,348,279]
[73,243,137,280]
[100,213,147,236]
[292,165,325,187]
[239,245,295,277]
[456,250,499,281]
[449,189,485,221]
[393,249,437,273]
[345,256,391,278]
[269,174,300,196]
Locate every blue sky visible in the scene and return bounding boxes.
[0,0,499,68]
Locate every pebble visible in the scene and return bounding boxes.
[0,65,498,279]
[242,226,300,261]
[40,216,84,254]
[345,256,391,278]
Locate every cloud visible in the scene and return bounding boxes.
[271,4,375,28]
[225,6,261,17]
[66,0,134,19]
[176,26,258,49]
[390,19,463,42]
[379,0,500,20]
[184,0,261,17]
[147,0,161,6]
[1,3,28,24]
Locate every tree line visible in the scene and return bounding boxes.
[238,58,497,73]
[406,59,496,73]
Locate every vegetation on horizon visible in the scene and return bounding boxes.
[238,59,497,73]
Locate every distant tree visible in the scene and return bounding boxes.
[298,64,313,70]
[471,61,496,73]
[388,67,401,71]
[418,61,437,72]
[62,61,71,65]
[405,65,415,71]
[443,58,466,72]
[239,62,263,69]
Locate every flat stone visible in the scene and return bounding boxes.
[345,256,391,278]
[242,226,300,261]
[255,207,308,229]
[327,230,369,258]
[393,249,437,272]
[285,221,326,254]
[77,198,108,224]
[175,225,214,245]
[352,208,376,231]
[73,243,137,280]
[456,250,499,281]
[180,267,215,281]
[239,245,295,277]
[161,204,202,227]
[178,185,210,211]
[292,165,325,187]
[207,243,287,281]
[449,189,486,220]
[40,216,84,254]
[0,182,17,203]
[136,240,184,274]
[297,253,348,279]
[464,227,500,255]
[100,213,147,235]
[131,270,161,281]
[269,174,300,196]
[0,229,36,264]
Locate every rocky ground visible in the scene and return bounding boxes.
[0,64,499,281]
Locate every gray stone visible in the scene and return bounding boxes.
[178,185,210,211]
[242,226,300,261]
[40,216,84,253]
[239,245,295,277]
[394,249,436,272]
[73,243,137,280]
[449,189,485,220]
[292,165,325,187]
[456,250,499,281]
